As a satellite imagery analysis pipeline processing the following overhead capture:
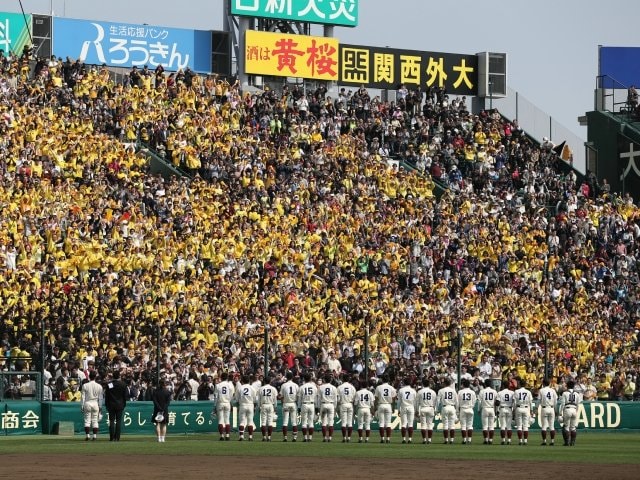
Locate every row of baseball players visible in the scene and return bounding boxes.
[211,371,583,445]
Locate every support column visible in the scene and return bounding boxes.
[238,16,250,88]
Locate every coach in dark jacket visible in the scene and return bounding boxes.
[104,370,128,441]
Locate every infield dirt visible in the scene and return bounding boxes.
[4,454,637,480]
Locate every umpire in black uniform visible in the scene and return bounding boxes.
[104,370,128,441]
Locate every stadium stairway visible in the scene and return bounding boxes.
[136,140,194,180]
[395,156,448,200]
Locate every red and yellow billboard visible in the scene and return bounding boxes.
[245,30,339,81]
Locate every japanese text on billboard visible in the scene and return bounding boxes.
[245,30,338,81]
[340,44,478,96]
[53,18,210,71]
[232,0,358,27]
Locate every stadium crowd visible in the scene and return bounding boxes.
[0,48,638,406]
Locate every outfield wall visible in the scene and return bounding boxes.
[0,401,636,436]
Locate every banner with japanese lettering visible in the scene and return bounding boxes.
[1,401,42,436]
[618,134,640,201]
[41,401,216,435]
[339,44,478,96]
[245,30,339,81]
[3,400,640,436]
[0,12,32,57]
[52,17,212,72]
[231,0,358,27]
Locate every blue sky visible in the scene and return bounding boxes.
[7,0,640,139]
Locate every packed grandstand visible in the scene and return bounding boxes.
[0,47,638,404]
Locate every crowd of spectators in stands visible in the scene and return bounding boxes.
[0,47,638,403]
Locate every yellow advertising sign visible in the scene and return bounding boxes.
[245,30,339,81]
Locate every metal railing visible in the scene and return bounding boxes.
[481,86,587,174]
[596,74,633,114]
[137,140,192,179]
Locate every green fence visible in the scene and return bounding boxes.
[1,401,42,436]
[40,401,216,435]
[0,400,638,436]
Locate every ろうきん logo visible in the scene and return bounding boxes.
[79,23,107,64]
[77,22,189,70]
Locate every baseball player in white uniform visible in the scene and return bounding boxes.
[374,376,397,443]
[338,375,357,442]
[234,375,257,441]
[318,374,338,442]
[397,378,417,444]
[538,378,558,445]
[458,378,477,444]
[436,377,458,444]
[81,370,103,441]
[497,380,515,444]
[259,377,278,441]
[559,380,583,446]
[214,372,235,441]
[478,378,498,444]
[513,378,533,445]
[297,372,318,442]
[279,372,300,442]
[416,377,437,444]
[354,380,375,443]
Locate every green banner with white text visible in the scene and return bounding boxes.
[1,401,42,436]
[231,0,358,27]
[41,401,216,435]
[2,400,638,436]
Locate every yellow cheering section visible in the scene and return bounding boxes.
[245,30,339,81]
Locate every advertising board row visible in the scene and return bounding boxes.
[0,12,211,72]
[1,400,638,436]
[1,9,478,94]
[245,30,478,95]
